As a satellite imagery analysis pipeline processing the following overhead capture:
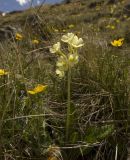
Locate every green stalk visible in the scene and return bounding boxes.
[66,66,71,141]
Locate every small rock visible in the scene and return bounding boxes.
[0,25,17,41]
[123,3,130,15]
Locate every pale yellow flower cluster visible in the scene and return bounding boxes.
[50,33,84,78]
[61,33,84,48]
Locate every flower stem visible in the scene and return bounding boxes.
[66,66,71,141]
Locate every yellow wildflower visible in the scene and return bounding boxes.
[111,38,124,47]
[63,29,66,32]
[0,69,9,76]
[15,33,23,41]
[32,39,39,44]
[27,84,47,95]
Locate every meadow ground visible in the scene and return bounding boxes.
[0,0,130,159]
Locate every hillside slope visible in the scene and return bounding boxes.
[0,0,130,43]
[0,0,130,160]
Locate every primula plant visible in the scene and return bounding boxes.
[50,33,84,78]
[50,33,84,141]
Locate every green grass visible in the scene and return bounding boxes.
[0,0,129,159]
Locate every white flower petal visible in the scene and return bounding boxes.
[49,48,55,53]
[71,37,84,48]
[68,53,79,67]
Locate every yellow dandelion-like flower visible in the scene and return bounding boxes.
[15,33,23,41]
[111,38,124,47]
[32,39,39,44]
[27,84,47,95]
[0,69,9,76]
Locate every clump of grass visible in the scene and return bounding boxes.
[0,0,129,159]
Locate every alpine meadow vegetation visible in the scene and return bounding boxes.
[0,0,129,159]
